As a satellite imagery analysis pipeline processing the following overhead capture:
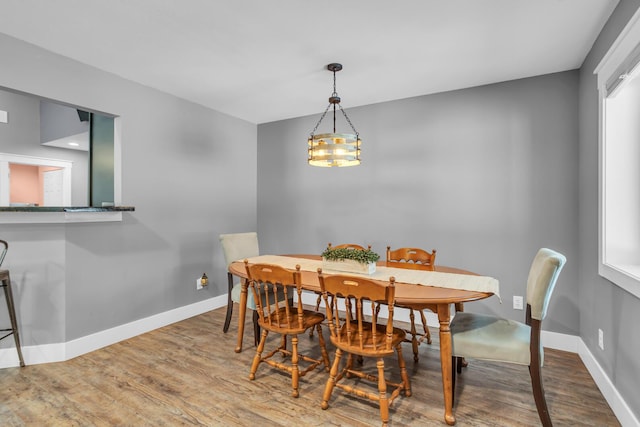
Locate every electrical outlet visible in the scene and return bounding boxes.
[598,328,604,350]
[513,295,523,310]
[196,273,208,290]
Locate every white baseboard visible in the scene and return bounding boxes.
[578,340,639,427]
[1,292,636,426]
[0,294,227,368]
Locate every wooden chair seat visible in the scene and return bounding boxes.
[263,308,325,335]
[332,321,406,357]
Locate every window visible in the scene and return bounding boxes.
[0,87,119,207]
[595,8,640,299]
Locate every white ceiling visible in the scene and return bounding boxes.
[0,0,619,124]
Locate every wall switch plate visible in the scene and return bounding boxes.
[513,295,524,310]
[598,328,604,350]
[196,278,204,290]
[0,110,7,123]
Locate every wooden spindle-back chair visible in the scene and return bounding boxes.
[244,261,330,398]
[318,269,411,427]
[386,246,437,361]
[310,242,373,337]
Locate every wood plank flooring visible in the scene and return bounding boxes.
[0,305,620,426]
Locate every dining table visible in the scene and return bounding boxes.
[228,254,498,426]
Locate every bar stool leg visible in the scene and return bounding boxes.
[2,272,25,367]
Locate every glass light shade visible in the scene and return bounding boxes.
[308,133,361,167]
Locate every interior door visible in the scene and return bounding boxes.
[43,168,64,206]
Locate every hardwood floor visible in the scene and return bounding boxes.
[0,305,619,426]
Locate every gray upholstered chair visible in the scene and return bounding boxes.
[220,232,261,346]
[451,248,566,427]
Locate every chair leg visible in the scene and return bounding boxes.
[316,324,331,371]
[252,310,260,347]
[2,275,25,367]
[419,309,432,344]
[530,362,553,427]
[451,356,457,406]
[249,329,269,380]
[291,335,300,398]
[409,309,419,362]
[223,273,234,333]
[321,348,343,410]
[453,303,469,368]
[309,293,322,337]
[396,344,411,397]
[376,358,390,427]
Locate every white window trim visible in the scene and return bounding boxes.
[594,8,640,299]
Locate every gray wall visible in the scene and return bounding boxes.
[0,32,257,344]
[257,71,579,333]
[578,0,640,418]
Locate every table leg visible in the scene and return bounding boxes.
[235,278,248,353]
[438,303,456,425]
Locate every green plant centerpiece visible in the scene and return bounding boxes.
[321,246,380,275]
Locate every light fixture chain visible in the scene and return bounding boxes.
[338,104,359,136]
[310,103,332,136]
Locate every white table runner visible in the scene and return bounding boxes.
[241,255,500,299]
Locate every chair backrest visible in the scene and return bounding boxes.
[526,248,566,321]
[328,242,372,251]
[0,239,7,268]
[244,262,303,329]
[318,270,396,354]
[219,232,259,266]
[386,246,436,271]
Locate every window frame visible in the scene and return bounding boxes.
[595,7,640,299]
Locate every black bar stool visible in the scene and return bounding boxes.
[0,240,25,367]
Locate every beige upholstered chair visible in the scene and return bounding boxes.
[244,262,330,398]
[219,232,261,346]
[318,270,411,427]
[451,248,566,427]
[386,246,436,362]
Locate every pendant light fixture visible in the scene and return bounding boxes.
[308,63,361,167]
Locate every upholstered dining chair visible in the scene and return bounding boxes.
[450,248,566,427]
[219,232,261,346]
[386,246,436,362]
[244,261,330,398]
[318,270,411,427]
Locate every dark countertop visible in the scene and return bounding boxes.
[0,206,135,212]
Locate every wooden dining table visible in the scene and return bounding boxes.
[228,254,496,426]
